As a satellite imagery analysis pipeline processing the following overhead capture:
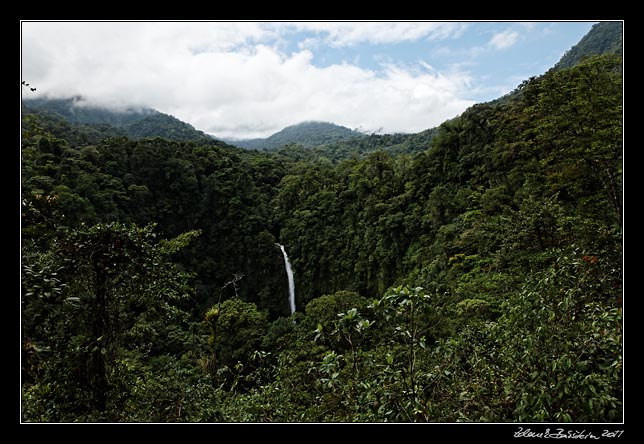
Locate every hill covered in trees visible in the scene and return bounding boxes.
[272,126,440,163]
[553,21,622,71]
[22,97,215,143]
[222,121,366,150]
[21,24,623,424]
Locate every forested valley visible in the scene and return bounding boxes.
[21,47,623,422]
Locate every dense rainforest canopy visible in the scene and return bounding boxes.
[21,51,622,423]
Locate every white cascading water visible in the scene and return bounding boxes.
[277,243,296,314]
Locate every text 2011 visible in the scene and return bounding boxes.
[514,427,624,439]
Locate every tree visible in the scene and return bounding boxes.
[492,248,622,421]
[205,298,269,390]
[22,223,199,421]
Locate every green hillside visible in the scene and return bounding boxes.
[22,55,622,423]
[553,21,623,71]
[122,112,214,142]
[226,121,365,150]
[22,97,214,143]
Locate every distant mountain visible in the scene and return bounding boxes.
[121,112,214,142]
[21,102,125,146]
[23,97,154,126]
[224,121,365,150]
[282,126,439,162]
[22,97,214,143]
[553,21,622,71]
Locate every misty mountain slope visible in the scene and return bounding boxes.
[23,97,154,126]
[22,97,214,143]
[224,121,365,150]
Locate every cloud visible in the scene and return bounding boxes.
[285,22,468,47]
[21,22,476,139]
[489,30,519,50]
[432,26,521,61]
[176,47,475,139]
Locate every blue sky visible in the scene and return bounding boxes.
[21,21,598,138]
[276,22,595,101]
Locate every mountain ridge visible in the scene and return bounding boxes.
[22,97,215,144]
[220,121,366,151]
[553,21,622,71]
[21,22,622,152]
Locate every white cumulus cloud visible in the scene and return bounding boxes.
[489,30,520,50]
[285,21,468,47]
[21,21,476,139]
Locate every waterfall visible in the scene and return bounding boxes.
[277,243,296,314]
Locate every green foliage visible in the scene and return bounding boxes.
[206,298,269,378]
[123,113,214,142]
[21,42,622,421]
[305,291,371,332]
[21,129,294,318]
[495,249,622,421]
[553,22,622,71]
[158,229,202,255]
[21,222,199,421]
[23,98,215,143]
